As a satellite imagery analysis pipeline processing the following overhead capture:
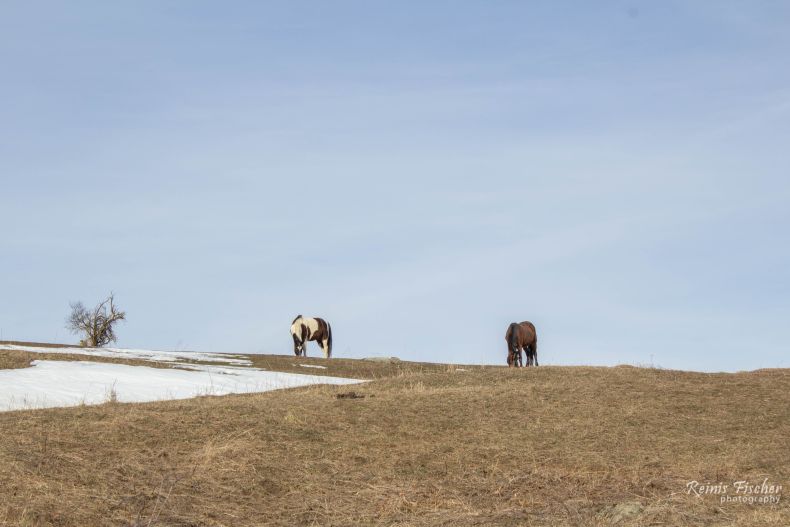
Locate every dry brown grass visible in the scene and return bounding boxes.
[249,353,479,379]
[0,350,33,370]
[0,360,788,526]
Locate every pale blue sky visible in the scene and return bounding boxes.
[1,2,788,371]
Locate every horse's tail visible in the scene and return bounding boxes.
[326,322,333,358]
[532,331,538,366]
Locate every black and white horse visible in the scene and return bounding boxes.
[290,315,333,358]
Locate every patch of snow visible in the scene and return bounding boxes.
[0,360,362,412]
[0,344,252,366]
[295,364,328,369]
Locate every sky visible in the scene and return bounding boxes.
[1,1,788,371]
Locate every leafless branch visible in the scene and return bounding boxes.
[66,293,126,347]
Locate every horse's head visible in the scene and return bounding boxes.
[509,338,521,357]
[291,315,305,355]
[292,331,304,356]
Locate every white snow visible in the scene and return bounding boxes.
[0,344,364,412]
[296,364,328,369]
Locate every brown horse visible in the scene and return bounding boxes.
[505,321,538,367]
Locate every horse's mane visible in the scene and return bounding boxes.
[292,314,303,324]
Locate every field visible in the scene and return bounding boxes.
[0,344,788,526]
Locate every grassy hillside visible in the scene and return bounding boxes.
[0,352,788,526]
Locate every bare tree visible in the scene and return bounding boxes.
[66,293,126,347]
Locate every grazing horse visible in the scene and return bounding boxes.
[290,315,333,358]
[505,321,538,367]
